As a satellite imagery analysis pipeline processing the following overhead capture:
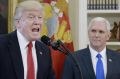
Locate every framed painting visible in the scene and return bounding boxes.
[0,0,8,34]
[0,0,18,34]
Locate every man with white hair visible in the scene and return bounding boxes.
[0,1,55,79]
[62,17,120,79]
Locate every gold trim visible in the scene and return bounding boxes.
[8,0,18,32]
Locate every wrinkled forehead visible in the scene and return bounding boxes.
[92,21,106,27]
[89,21,108,31]
[22,9,44,16]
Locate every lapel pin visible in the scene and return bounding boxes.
[108,59,112,62]
[39,52,43,55]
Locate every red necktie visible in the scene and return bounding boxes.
[27,42,35,79]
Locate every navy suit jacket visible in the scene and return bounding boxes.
[62,47,120,79]
[0,31,55,79]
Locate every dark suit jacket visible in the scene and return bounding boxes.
[0,31,56,79]
[62,47,120,79]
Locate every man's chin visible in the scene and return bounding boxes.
[30,36,40,41]
[92,43,101,47]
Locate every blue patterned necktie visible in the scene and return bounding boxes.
[96,54,104,79]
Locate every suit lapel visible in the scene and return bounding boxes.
[106,49,114,79]
[8,31,24,79]
[82,47,96,79]
[35,41,44,79]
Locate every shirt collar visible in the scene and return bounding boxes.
[17,30,35,48]
[89,45,106,59]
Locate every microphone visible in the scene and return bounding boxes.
[41,35,83,79]
[41,35,65,53]
[41,35,51,46]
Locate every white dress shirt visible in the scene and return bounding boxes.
[89,45,107,78]
[17,30,38,79]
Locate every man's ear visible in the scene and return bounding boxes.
[15,20,21,28]
[107,32,111,41]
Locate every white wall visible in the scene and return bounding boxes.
[68,0,88,51]
[68,0,80,50]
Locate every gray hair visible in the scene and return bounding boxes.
[13,0,44,27]
[88,17,111,32]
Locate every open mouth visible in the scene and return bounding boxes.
[32,28,40,32]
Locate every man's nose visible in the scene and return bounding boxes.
[33,17,43,24]
[95,32,100,37]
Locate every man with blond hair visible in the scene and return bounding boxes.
[0,1,55,79]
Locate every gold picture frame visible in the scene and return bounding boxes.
[8,0,18,33]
